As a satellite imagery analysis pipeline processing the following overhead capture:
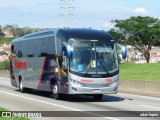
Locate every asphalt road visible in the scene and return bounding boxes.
[0,77,160,120]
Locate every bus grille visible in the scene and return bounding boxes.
[83,83,110,88]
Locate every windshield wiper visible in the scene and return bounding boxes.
[97,62,109,74]
[84,62,91,74]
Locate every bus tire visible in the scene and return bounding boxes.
[93,94,103,101]
[51,84,61,100]
[19,77,26,93]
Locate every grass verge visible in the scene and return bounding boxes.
[120,63,160,81]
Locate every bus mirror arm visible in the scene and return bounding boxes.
[116,43,127,59]
[63,42,69,47]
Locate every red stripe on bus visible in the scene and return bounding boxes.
[36,57,46,89]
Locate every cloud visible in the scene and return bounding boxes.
[103,23,115,29]
[133,7,146,13]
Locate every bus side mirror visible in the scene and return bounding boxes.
[63,42,73,58]
[122,47,127,59]
[116,43,127,59]
[66,45,72,58]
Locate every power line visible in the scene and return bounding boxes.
[60,0,75,28]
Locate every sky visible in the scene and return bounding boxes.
[0,0,160,30]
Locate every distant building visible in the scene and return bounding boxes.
[119,45,160,63]
[2,29,13,38]
[0,44,10,62]
[0,55,8,62]
[2,44,11,52]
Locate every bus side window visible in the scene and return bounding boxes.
[62,47,68,69]
[28,54,33,57]
[11,45,17,57]
[40,53,48,57]
[11,45,14,53]
[62,47,66,56]
[18,50,23,58]
[58,57,63,68]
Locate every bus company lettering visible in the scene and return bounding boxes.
[15,61,27,69]
[106,78,112,83]
[81,79,93,83]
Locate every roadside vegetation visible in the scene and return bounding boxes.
[0,38,12,45]
[0,107,30,120]
[0,60,10,71]
[120,63,160,81]
[109,16,160,63]
[0,25,46,38]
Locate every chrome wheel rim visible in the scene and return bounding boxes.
[20,81,23,90]
[53,85,57,94]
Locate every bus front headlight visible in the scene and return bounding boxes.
[109,80,118,87]
[70,78,84,87]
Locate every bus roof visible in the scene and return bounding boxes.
[12,28,114,43]
[63,28,114,41]
[11,28,58,43]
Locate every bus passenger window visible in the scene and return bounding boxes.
[28,54,33,57]
[11,45,14,52]
[58,57,63,68]
[62,51,68,69]
[18,50,23,58]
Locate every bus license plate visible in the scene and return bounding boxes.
[93,89,101,93]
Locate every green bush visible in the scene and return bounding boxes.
[0,52,8,56]
[0,60,10,70]
[0,37,12,45]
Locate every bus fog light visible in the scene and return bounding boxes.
[70,78,83,87]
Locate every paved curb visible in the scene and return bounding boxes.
[119,80,160,96]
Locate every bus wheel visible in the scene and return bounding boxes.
[19,78,26,93]
[93,94,103,101]
[51,84,61,100]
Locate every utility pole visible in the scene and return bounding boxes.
[60,0,75,29]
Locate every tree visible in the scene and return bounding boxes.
[0,60,10,70]
[0,25,5,37]
[2,24,46,38]
[111,16,160,63]
[108,28,125,43]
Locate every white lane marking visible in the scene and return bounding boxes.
[0,90,120,120]
[0,90,80,111]
[140,105,160,110]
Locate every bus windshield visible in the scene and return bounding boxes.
[69,40,118,74]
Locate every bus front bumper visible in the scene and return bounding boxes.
[68,85,118,94]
